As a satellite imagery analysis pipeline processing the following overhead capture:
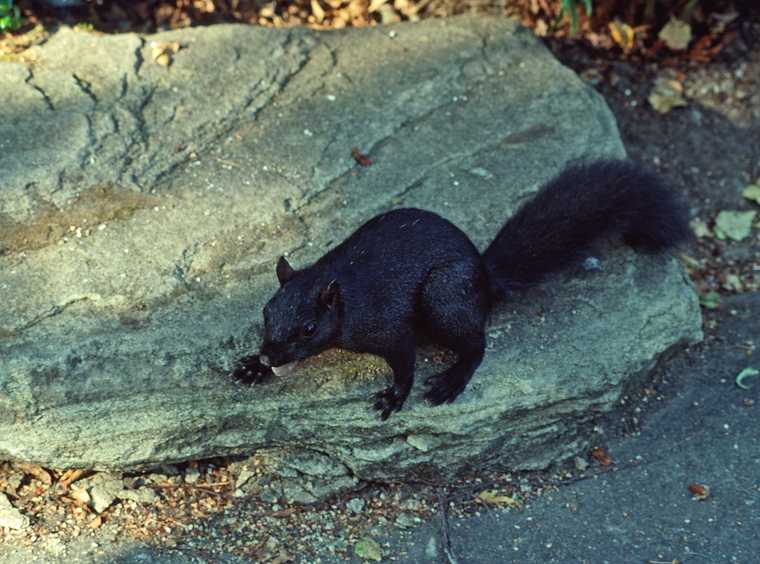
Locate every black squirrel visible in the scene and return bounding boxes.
[232,159,690,419]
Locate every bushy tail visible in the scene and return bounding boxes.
[482,159,691,299]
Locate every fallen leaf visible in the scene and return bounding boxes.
[151,41,182,67]
[687,482,710,500]
[724,273,743,292]
[351,147,372,167]
[743,184,760,205]
[354,537,383,561]
[659,17,693,50]
[609,20,635,52]
[88,514,103,529]
[60,468,92,488]
[477,490,522,508]
[689,218,711,238]
[714,210,756,241]
[649,77,687,114]
[590,447,613,466]
[736,367,759,390]
[535,18,548,37]
[311,0,325,23]
[13,462,53,485]
[699,291,720,310]
[271,548,293,564]
[367,0,387,13]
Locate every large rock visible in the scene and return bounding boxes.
[0,16,701,496]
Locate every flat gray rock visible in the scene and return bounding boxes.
[0,16,701,499]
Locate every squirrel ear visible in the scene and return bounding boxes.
[319,279,340,309]
[276,256,295,286]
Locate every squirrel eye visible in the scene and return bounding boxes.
[302,322,316,337]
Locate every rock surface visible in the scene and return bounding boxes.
[0,16,701,497]
[0,493,28,530]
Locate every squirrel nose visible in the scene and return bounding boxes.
[259,354,271,367]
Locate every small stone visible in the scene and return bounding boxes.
[74,473,124,514]
[117,487,158,504]
[346,497,365,513]
[0,492,29,530]
[354,537,382,561]
[69,487,91,506]
[425,535,439,559]
[184,467,201,484]
[260,488,279,504]
[574,456,589,471]
[264,535,279,551]
[236,466,255,489]
[394,513,417,529]
[469,167,493,179]
[5,473,23,495]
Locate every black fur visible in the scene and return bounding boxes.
[483,159,690,298]
[243,159,689,419]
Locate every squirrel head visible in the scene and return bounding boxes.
[259,256,341,368]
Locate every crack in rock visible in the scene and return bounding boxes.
[11,297,94,335]
[72,73,98,107]
[133,36,146,76]
[24,68,55,111]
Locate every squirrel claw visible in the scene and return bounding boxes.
[230,355,273,385]
[372,386,405,420]
[424,380,465,406]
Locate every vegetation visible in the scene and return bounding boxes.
[0,0,22,32]
[3,1,755,64]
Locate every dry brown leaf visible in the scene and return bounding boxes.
[13,462,53,485]
[310,0,325,23]
[60,468,92,488]
[351,147,372,167]
[590,447,613,466]
[688,482,710,500]
[88,514,103,529]
[609,20,635,52]
[151,41,182,67]
[649,77,687,114]
[535,19,548,37]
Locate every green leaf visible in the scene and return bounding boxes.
[477,489,522,508]
[743,184,760,206]
[658,17,693,51]
[736,367,759,390]
[714,210,756,241]
[354,538,383,562]
[0,1,22,32]
[689,218,711,238]
[699,291,720,310]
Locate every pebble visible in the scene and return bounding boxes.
[394,513,417,529]
[0,492,29,530]
[184,467,201,484]
[574,456,590,471]
[346,498,365,513]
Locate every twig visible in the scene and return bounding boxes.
[59,468,92,488]
[437,487,458,564]
[152,481,231,495]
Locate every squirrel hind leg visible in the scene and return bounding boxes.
[424,334,486,405]
[418,260,489,405]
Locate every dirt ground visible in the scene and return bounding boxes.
[1,13,759,564]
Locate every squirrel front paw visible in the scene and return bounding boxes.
[230,355,273,385]
[372,385,408,420]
